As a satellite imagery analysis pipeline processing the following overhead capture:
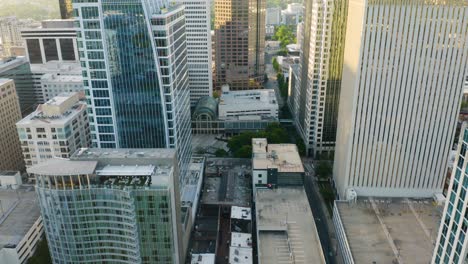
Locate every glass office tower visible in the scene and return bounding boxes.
[73,0,192,180]
[29,148,184,264]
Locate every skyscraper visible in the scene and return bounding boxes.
[214,0,265,90]
[0,79,25,172]
[29,148,184,263]
[288,0,348,157]
[433,123,468,264]
[333,0,468,198]
[0,17,38,58]
[73,0,192,179]
[175,0,213,106]
[59,0,74,19]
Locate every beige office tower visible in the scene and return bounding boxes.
[334,0,468,198]
[0,79,25,171]
[215,0,265,90]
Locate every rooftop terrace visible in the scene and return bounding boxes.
[335,198,442,264]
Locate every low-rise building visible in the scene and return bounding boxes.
[191,95,277,135]
[16,92,90,169]
[252,138,304,187]
[255,187,325,264]
[0,171,22,189]
[219,85,278,120]
[0,188,43,264]
[40,73,83,101]
[333,198,442,264]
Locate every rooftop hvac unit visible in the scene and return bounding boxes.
[234,257,239,262]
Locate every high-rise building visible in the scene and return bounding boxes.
[433,123,468,264]
[16,92,90,168]
[59,0,74,19]
[174,0,213,106]
[266,7,281,25]
[72,0,192,180]
[288,0,348,157]
[334,0,468,198]
[214,0,265,90]
[0,79,25,172]
[21,20,78,65]
[28,148,184,263]
[0,57,36,115]
[0,17,38,58]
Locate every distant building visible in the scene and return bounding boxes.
[215,0,265,90]
[16,92,90,169]
[255,187,325,264]
[28,148,185,263]
[40,72,83,101]
[252,138,304,187]
[265,25,275,38]
[334,0,468,198]
[0,17,38,58]
[21,19,78,65]
[334,198,441,264]
[266,8,281,25]
[288,0,347,157]
[276,56,300,78]
[58,0,73,19]
[0,57,35,115]
[30,61,82,104]
[0,188,43,264]
[0,79,25,172]
[219,85,278,120]
[174,0,213,106]
[433,123,468,264]
[281,3,303,25]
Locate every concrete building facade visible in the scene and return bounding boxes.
[16,92,90,168]
[21,19,78,65]
[214,0,265,90]
[288,0,348,157]
[0,79,24,172]
[175,0,213,106]
[333,0,468,198]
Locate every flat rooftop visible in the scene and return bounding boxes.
[0,187,41,250]
[256,187,325,264]
[202,158,252,207]
[0,78,12,86]
[252,139,304,173]
[191,253,215,264]
[231,206,251,221]
[335,198,442,264]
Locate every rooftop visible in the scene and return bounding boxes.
[229,246,253,264]
[41,73,82,83]
[335,198,442,264]
[231,206,252,221]
[30,61,81,74]
[0,78,12,86]
[191,253,215,264]
[0,57,28,72]
[16,92,86,126]
[256,188,325,264]
[202,158,252,207]
[218,85,278,117]
[252,139,304,173]
[0,187,41,250]
[231,232,252,248]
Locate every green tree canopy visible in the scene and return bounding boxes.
[315,161,333,179]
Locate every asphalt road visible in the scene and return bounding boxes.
[303,160,337,264]
[264,52,284,108]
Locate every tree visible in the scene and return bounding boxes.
[27,237,52,264]
[215,148,228,157]
[272,58,280,73]
[315,161,332,179]
[274,25,297,50]
[234,145,253,158]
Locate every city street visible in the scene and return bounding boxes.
[302,158,338,264]
[264,52,284,108]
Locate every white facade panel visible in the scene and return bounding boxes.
[334,0,468,198]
